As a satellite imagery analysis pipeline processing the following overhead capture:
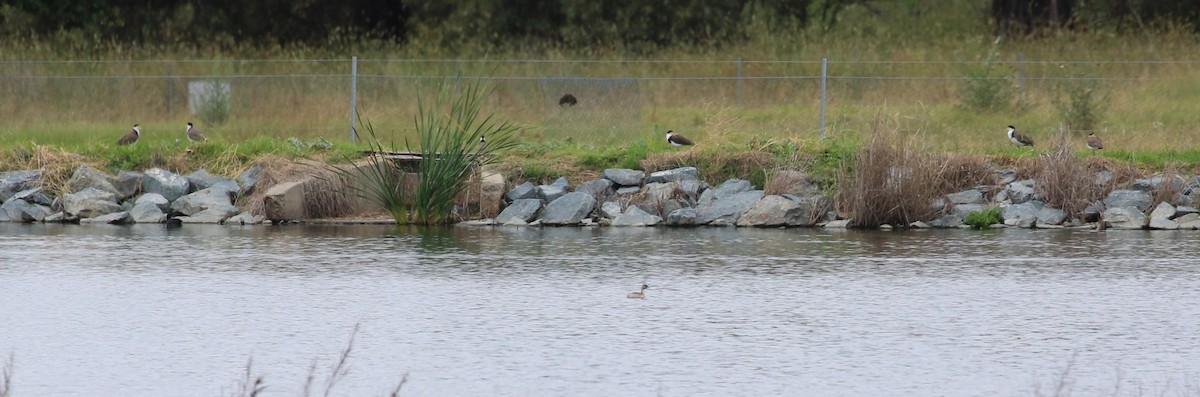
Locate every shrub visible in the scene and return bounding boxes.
[1052,79,1108,131]
[958,66,1015,112]
[963,207,1002,229]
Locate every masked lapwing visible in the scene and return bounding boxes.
[186,122,208,143]
[627,283,649,299]
[666,130,694,147]
[116,124,141,146]
[1006,125,1034,147]
[1086,132,1104,150]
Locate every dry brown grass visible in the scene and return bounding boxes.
[764,169,817,196]
[0,145,95,197]
[1034,143,1116,220]
[237,156,362,218]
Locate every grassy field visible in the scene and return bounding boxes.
[3,1,1200,184]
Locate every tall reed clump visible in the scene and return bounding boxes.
[331,78,518,224]
[1034,138,1117,221]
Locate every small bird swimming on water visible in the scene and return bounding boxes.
[627,283,649,299]
[666,130,694,147]
[1086,132,1104,150]
[116,124,141,146]
[1006,125,1034,147]
[558,93,578,107]
[186,122,208,143]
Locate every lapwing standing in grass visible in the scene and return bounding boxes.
[1006,125,1034,147]
[627,283,649,299]
[116,124,141,146]
[666,130,694,147]
[1086,132,1104,151]
[186,122,208,143]
[558,93,578,107]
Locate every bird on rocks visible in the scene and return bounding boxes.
[116,124,141,146]
[666,130,694,147]
[1006,125,1034,147]
[187,122,208,143]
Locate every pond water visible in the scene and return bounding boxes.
[2,224,1199,396]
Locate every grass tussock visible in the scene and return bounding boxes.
[764,169,817,196]
[0,144,92,197]
[1033,141,1120,220]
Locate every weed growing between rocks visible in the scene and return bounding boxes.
[964,207,1002,229]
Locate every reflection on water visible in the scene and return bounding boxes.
[2,223,1199,396]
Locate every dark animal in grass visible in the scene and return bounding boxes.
[558,93,578,107]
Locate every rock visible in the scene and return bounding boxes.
[599,201,623,219]
[766,170,821,196]
[539,192,596,225]
[1094,171,1114,186]
[1002,201,1044,228]
[113,171,142,199]
[263,181,305,221]
[1131,175,1183,192]
[1103,207,1147,230]
[537,182,567,202]
[611,206,662,226]
[1104,190,1152,213]
[665,208,699,226]
[21,204,53,222]
[1081,201,1105,222]
[135,193,171,212]
[951,203,986,220]
[63,187,122,218]
[187,169,241,196]
[143,168,190,204]
[224,211,263,225]
[1178,213,1200,230]
[992,190,1009,204]
[615,186,640,195]
[823,219,852,228]
[698,190,764,225]
[1006,180,1038,204]
[1148,202,1179,230]
[995,168,1017,185]
[495,199,543,224]
[505,182,539,201]
[737,195,828,227]
[44,212,65,222]
[677,179,706,201]
[645,167,700,184]
[67,165,119,196]
[698,179,752,206]
[575,179,614,198]
[458,219,497,226]
[946,189,985,205]
[1035,207,1068,226]
[1174,206,1198,218]
[929,214,964,228]
[171,187,235,216]
[12,187,52,206]
[603,169,645,186]
[0,170,42,202]
[1,198,31,222]
[643,182,677,203]
[81,211,130,225]
[238,166,263,195]
[130,201,167,223]
[175,205,239,224]
[909,221,930,229]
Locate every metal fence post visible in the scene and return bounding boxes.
[349,56,358,144]
[820,58,828,140]
[736,57,744,107]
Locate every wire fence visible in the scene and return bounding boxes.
[2,56,1199,146]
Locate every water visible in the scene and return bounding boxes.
[2,224,1199,396]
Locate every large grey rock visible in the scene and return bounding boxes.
[67,165,119,196]
[143,168,190,204]
[1104,207,1147,230]
[1094,171,1114,187]
[80,211,130,225]
[175,205,239,224]
[506,182,539,201]
[1177,213,1200,230]
[187,169,241,196]
[495,199,542,224]
[929,214,964,228]
[611,205,662,226]
[645,167,700,184]
[737,195,808,227]
[1148,202,1179,230]
[0,170,42,202]
[1131,175,1183,193]
[135,193,171,212]
[238,166,263,195]
[615,186,640,195]
[699,179,753,206]
[951,203,986,220]
[12,187,52,206]
[130,201,167,223]
[677,179,707,201]
[537,181,568,202]
[665,208,699,226]
[599,201,623,219]
[63,187,122,218]
[1104,190,1152,213]
[1081,201,1105,222]
[44,212,65,223]
[946,189,985,205]
[575,179,614,198]
[113,171,142,200]
[1006,180,1038,204]
[603,169,645,186]
[21,204,53,222]
[699,190,764,225]
[0,198,31,222]
[1002,201,1044,228]
[766,170,821,197]
[170,187,234,216]
[1175,206,1198,218]
[539,192,596,225]
[1035,207,1068,226]
[995,169,1017,185]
